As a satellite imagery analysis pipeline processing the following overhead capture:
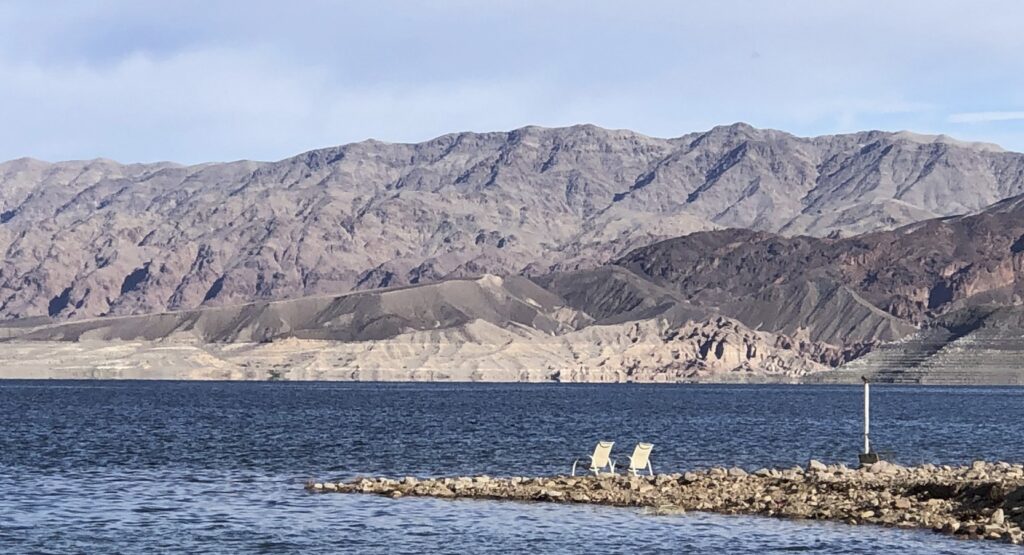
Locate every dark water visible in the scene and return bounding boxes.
[1,382,1022,553]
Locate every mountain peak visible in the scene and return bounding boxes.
[2,123,1023,321]
[889,130,1005,153]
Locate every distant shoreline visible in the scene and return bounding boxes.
[1,371,1022,386]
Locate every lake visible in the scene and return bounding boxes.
[1,381,1021,553]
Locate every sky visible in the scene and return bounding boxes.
[2,0,1024,163]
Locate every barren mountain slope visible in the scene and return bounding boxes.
[614,194,1024,347]
[3,124,1024,321]
[11,275,588,343]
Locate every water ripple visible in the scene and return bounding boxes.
[1,381,1022,553]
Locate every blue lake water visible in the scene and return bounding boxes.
[1,381,1022,553]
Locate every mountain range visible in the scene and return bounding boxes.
[2,123,1023,383]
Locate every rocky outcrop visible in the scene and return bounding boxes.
[3,124,1024,322]
[0,302,835,382]
[311,460,1024,545]
[550,317,835,382]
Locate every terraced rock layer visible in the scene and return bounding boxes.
[812,306,1024,384]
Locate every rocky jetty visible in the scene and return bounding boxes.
[308,460,1024,545]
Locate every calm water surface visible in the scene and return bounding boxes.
[1,381,1022,553]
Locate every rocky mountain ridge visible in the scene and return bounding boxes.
[4,190,1024,382]
[3,124,1024,383]
[4,123,1024,323]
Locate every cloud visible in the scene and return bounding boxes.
[4,0,1024,160]
[0,47,564,163]
[948,111,1024,124]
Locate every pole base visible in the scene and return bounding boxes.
[858,452,881,466]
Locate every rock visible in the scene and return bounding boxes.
[992,508,1005,525]
[541,489,565,500]
[682,472,699,483]
[859,510,876,519]
[728,467,748,478]
[894,498,912,510]
[389,490,403,499]
[983,524,1003,538]
[808,459,827,472]
[432,486,455,498]
[782,467,804,479]
[868,461,900,475]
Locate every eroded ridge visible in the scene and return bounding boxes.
[308,460,1024,544]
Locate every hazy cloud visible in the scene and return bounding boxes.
[949,111,1024,124]
[2,0,1024,162]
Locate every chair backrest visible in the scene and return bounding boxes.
[592,441,614,468]
[629,443,654,470]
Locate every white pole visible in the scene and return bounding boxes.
[863,380,871,455]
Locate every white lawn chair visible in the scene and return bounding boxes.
[625,443,654,476]
[571,441,615,476]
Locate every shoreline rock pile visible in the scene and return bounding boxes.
[308,460,1024,545]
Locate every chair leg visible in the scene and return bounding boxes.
[571,460,579,477]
